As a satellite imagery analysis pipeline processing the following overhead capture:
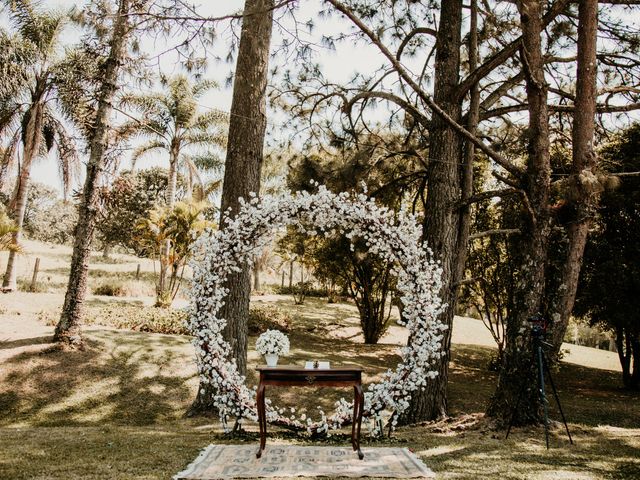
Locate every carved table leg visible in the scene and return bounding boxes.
[256,383,266,458]
[354,384,364,460]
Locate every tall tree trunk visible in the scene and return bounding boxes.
[188,0,274,416]
[156,142,180,307]
[548,0,599,355]
[401,0,463,424]
[631,334,640,390]
[3,103,43,291]
[54,0,131,348]
[289,260,294,289]
[617,325,640,390]
[455,0,480,289]
[253,261,260,292]
[486,0,553,426]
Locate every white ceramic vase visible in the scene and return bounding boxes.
[264,353,279,367]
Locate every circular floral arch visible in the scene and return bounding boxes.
[188,186,446,435]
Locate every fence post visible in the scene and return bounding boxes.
[30,257,40,292]
[136,263,141,280]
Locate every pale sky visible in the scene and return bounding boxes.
[7,1,640,195]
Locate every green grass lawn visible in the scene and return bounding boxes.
[1,297,639,479]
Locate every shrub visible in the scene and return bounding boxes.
[17,278,52,293]
[85,304,190,335]
[92,280,155,297]
[93,282,127,297]
[273,283,327,298]
[38,303,293,337]
[248,304,292,336]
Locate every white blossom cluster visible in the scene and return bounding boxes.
[255,329,290,356]
[187,184,446,435]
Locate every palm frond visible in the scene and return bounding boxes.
[199,178,222,202]
[190,109,228,136]
[116,118,170,143]
[183,131,227,148]
[131,140,167,169]
[0,130,21,189]
[50,46,99,132]
[119,91,168,117]
[0,101,23,139]
[183,151,225,173]
[42,108,79,198]
[180,155,204,196]
[0,31,34,97]
[5,0,69,60]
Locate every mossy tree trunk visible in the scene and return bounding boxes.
[54,0,132,349]
[486,0,552,425]
[401,0,464,424]
[548,0,599,357]
[188,0,275,416]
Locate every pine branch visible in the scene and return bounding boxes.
[326,0,524,178]
[480,102,640,119]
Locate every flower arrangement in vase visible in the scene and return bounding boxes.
[255,329,290,366]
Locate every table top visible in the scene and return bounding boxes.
[256,365,363,373]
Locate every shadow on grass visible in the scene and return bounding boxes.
[399,422,640,479]
[0,335,53,350]
[0,330,196,428]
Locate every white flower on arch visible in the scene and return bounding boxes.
[188,185,447,435]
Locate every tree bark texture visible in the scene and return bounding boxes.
[486,0,553,426]
[188,0,274,415]
[253,262,261,291]
[548,0,599,355]
[402,0,463,424]
[454,0,480,301]
[616,325,640,390]
[3,102,44,291]
[157,141,180,307]
[54,0,131,348]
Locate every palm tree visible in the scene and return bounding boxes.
[119,75,227,207]
[0,0,79,291]
[119,74,226,305]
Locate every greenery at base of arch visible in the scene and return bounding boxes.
[188,185,446,436]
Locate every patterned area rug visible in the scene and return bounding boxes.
[175,444,435,479]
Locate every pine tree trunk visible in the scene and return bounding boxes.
[401,0,463,424]
[548,0,598,356]
[253,262,260,292]
[289,260,294,289]
[3,103,43,291]
[486,0,552,426]
[188,0,274,416]
[54,0,131,349]
[455,0,480,289]
[631,335,640,390]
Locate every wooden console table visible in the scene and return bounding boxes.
[255,365,365,460]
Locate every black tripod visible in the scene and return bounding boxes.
[506,320,573,449]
